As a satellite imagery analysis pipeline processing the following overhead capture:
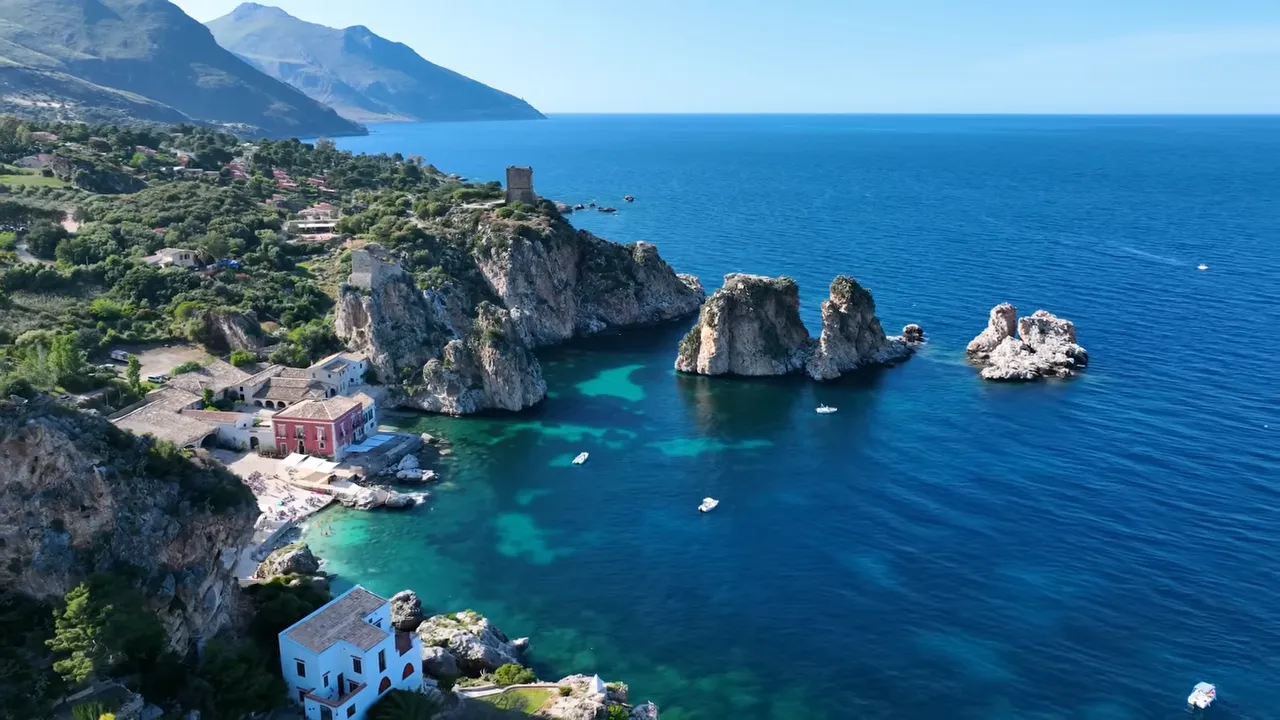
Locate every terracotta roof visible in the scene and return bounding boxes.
[254,376,328,403]
[167,360,251,396]
[352,392,376,410]
[284,586,389,654]
[275,396,362,421]
[180,409,249,424]
[112,388,213,447]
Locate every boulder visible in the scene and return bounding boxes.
[902,323,925,344]
[806,275,915,381]
[544,676,640,720]
[253,543,320,579]
[390,590,424,632]
[396,454,420,472]
[512,636,530,652]
[201,309,265,352]
[630,703,660,720]
[416,610,523,675]
[966,305,1088,381]
[675,274,811,376]
[421,644,459,679]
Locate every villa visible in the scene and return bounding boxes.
[142,247,200,268]
[279,586,422,720]
[273,396,367,460]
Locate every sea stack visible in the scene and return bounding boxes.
[675,274,811,376]
[966,303,1088,381]
[806,275,920,381]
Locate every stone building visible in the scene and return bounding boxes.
[348,245,398,291]
[505,166,536,204]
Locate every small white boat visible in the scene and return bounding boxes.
[698,497,719,513]
[816,405,838,414]
[1197,264,1209,271]
[572,452,589,465]
[1187,682,1216,709]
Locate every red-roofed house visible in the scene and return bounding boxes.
[273,396,367,460]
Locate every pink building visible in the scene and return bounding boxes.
[273,396,365,460]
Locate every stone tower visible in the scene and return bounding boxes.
[348,244,397,290]
[505,166,536,204]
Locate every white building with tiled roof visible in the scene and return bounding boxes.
[279,586,422,720]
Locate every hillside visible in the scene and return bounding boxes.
[0,0,365,137]
[206,3,544,124]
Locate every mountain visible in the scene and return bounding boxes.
[206,3,544,124]
[0,0,364,136]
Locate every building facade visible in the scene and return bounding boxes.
[279,586,423,720]
[310,352,370,395]
[505,166,536,204]
[273,397,366,460]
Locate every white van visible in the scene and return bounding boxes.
[109,350,131,363]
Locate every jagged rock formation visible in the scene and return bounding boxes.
[201,308,265,352]
[473,226,705,345]
[676,274,919,380]
[675,274,810,376]
[390,589,424,632]
[544,676,654,720]
[966,303,1088,381]
[806,276,917,381]
[416,609,524,676]
[0,397,256,654]
[411,303,547,414]
[50,155,146,194]
[335,216,702,415]
[253,542,319,579]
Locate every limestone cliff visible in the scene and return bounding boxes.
[676,274,920,380]
[966,303,1088,381]
[200,308,265,352]
[674,274,811,376]
[334,257,451,381]
[410,303,547,414]
[806,276,916,381]
[0,397,256,653]
[472,220,706,345]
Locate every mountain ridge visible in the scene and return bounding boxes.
[207,2,544,124]
[0,0,365,136]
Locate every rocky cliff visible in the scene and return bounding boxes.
[201,308,266,352]
[676,273,919,379]
[675,274,810,376]
[806,275,916,381]
[966,303,1088,381]
[335,214,703,415]
[0,397,256,654]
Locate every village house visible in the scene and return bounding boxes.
[142,247,199,268]
[109,383,277,452]
[167,359,250,401]
[273,396,366,460]
[278,586,422,720]
[309,352,370,394]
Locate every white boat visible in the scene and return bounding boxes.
[1187,682,1216,709]
[1197,264,1209,271]
[816,405,838,414]
[698,497,719,513]
[572,452,589,465]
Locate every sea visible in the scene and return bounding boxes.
[306,115,1280,719]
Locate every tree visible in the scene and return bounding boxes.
[492,663,536,687]
[228,350,256,367]
[243,579,329,659]
[368,689,442,720]
[24,222,68,260]
[184,639,285,720]
[47,574,165,684]
[202,387,215,408]
[126,355,141,395]
[70,702,108,720]
[49,333,86,387]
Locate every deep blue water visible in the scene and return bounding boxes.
[308,116,1280,719]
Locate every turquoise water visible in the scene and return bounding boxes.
[307,116,1280,719]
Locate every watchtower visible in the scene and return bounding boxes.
[348,245,397,290]
[505,166,536,204]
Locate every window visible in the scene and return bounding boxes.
[347,707,356,718]
[296,659,306,677]
[323,672,329,688]
[378,649,386,673]
[276,424,286,437]
[295,425,305,439]
[321,708,333,720]
[352,656,362,674]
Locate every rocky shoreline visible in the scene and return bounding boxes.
[675,273,923,380]
[966,303,1088,381]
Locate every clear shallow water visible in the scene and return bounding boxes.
[308,116,1280,719]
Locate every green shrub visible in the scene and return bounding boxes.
[171,360,204,375]
[494,206,514,219]
[558,685,572,697]
[368,688,442,720]
[492,663,536,687]
[606,705,629,720]
[228,349,257,367]
[71,702,109,720]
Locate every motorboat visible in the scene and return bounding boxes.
[572,452,589,465]
[1187,682,1216,709]
[1197,264,1209,271]
[816,405,838,414]
[698,497,719,513]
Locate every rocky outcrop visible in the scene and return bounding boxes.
[966,304,1088,381]
[422,645,459,679]
[390,590,424,632]
[675,274,810,376]
[0,397,256,654]
[544,675,649,720]
[806,276,917,381]
[253,542,319,579]
[336,487,422,510]
[416,609,523,676]
[201,308,265,352]
[472,222,705,346]
[676,274,920,380]
[50,155,146,194]
[409,303,547,415]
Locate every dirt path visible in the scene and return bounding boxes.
[61,211,80,234]
[14,239,52,265]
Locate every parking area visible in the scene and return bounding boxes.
[107,343,210,380]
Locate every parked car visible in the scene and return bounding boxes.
[109,349,131,362]
[146,374,168,384]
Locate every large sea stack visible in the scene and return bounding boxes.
[675,273,921,380]
[966,303,1088,381]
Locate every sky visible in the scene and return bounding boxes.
[172,0,1280,114]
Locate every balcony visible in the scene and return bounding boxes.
[303,678,366,709]
[396,631,416,656]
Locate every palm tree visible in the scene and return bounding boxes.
[368,689,444,720]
